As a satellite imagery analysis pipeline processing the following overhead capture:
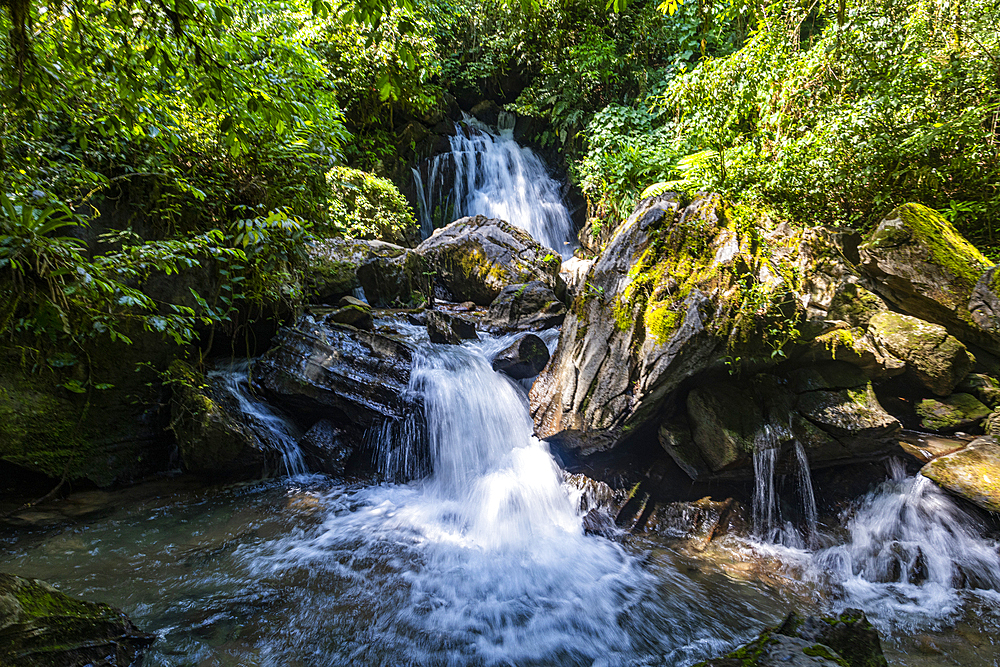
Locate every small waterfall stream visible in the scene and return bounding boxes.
[412,113,576,256]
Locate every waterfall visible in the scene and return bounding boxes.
[812,458,1000,632]
[412,113,576,257]
[209,362,307,477]
[752,424,819,549]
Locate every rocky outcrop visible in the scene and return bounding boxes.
[491,334,550,379]
[921,436,1000,512]
[867,311,973,396]
[486,281,567,332]
[356,249,430,308]
[252,316,417,431]
[416,215,566,305]
[695,609,887,667]
[0,572,155,666]
[426,310,479,344]
[859,203,999,352]
[166,360,278,478]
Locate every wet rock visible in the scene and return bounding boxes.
[416,215,566,306]
[897,431,971,463]
[916,394,990,432]
[469,100,501,127]
[298,419,353,476]
[166,360,275,478]
[306,237,411,304]
[859,203,998,352]
[252,316,416,431]
[696,609,887,667]
[491,334,550,379]
[0,572,155,666]
[356,248,430,308]
[921,436,1000,512]
[868,311,973,396]
[486,281,567,332]
[324,301,374,331]
[643,496,747,549]
[426,310,479,345]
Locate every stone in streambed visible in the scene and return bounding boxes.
[0,572,155,666]
[325,296,374,331]
[921,436,1000,512]
[298,419,353,476]
[426,310,479,345]
[487,281,566,332]
[491,334,550,379]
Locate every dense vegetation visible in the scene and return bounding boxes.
[1,0,998,382]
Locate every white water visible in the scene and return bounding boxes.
[412,113,576,257]
[209,362,307,477]
[751,423,818,549]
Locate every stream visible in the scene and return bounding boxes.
[2,121,1000,666]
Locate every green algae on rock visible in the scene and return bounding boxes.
[0,572,154,666]
[915,393,991,432]
[921,436,1000,512]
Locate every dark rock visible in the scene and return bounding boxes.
[252,316,417,431]
[356,249,430,308]
[921,436,1000,512]
[0,572,155,666]
[695,609,887,667]
[306,238,412,304]
[469,100,501,127]
[491,334,550,379]
[165,360,278,479]
[416,215,566,306]
[955,372,1000,408]
[325,304,374,331]
[859,203,999,353]
[426,310,479,345]
[487,281,567,332]
[298,419,353,476]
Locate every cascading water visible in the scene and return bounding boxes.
[412,113,577,257]
[812,458,1000,633]
[209,362,307,477]
[751,424,818,549]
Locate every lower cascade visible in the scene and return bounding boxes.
[2,332,999,665]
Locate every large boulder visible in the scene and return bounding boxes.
[921,436,1000,512]
[491,333,550,379]
[486,281,567,332]
[356,249,430,308]
[530,194,806,454]
[415,215,566,306]
[252,316,417,432]
[867,311,973,396]
[859,203,999,352]
[298,419,353,476]
[306,238,414,304]
[0,573,155,666]
[426,310,479,344]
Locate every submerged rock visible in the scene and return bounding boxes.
[859,203,999,352]
[491,334,550,379]
[426,310,479,344]
[0,572,155,666]
[695,609,887,667]
[486,281,566,332]
[415,215,566,305]
[921,436,1000,512]
[867,311,973,396]
[252,316,416,431]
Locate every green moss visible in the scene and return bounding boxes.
[803,645,850,666]
[646,304,682,341]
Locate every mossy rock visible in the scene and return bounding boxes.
[305,237,409,304]
[859,203,998,352]
[921,436,1000,512]
[0,572,154,666]
[868,311,973,396]
[915,393,990,432]
[827,284,886,328]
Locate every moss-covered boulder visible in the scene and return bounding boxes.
[916,393,990,432]
[859,203,998,351]
[415,215,566,306]
[166,360,279,478]
[305,238,413,304]
[0,573,154,666]
[867,311,973,396]
[694,609,887,667]
[486,281,567,332]
[356,249,430,308]
[921,436,1000,512]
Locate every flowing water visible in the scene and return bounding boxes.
[412,113,576,256]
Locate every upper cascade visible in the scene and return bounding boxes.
[412,112,576,257]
